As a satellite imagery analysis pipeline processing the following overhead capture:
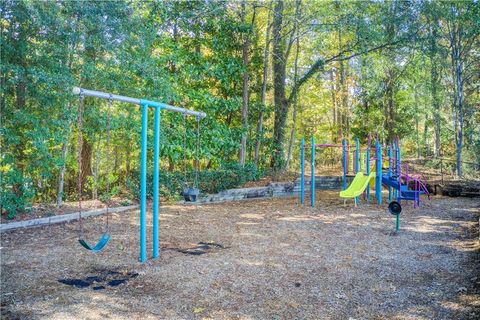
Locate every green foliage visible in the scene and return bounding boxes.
[0,166,35,219]
[1,0,478,217]
[126,162,265,200]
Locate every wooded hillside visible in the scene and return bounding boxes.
[1,0,479,216]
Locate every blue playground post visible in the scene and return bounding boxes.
[392,142,398,200]
[375,140,382,205]
[355,137,360,205]
[355,138,360,174]
[388,146,393,203]
[366,140,371,202]
[342,138,347,190]
[396,141,401,202]
[301,138,305,205]
[349,149,353,173]
[152,106,161,259]
[311,136,315,207]
[140,103,148,263]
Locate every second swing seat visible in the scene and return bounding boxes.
[78,233,111,252]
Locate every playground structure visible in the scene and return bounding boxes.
[300,135,430,229]
[72,87,206,263]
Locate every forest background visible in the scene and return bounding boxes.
[1,0,479,217]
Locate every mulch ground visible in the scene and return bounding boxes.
[1,192,479,319]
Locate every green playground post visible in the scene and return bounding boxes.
[396,213,400,231]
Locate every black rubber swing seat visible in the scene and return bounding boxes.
[78,233,111,252]
[183,187,200,202]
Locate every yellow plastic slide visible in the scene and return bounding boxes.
[339,172,376,198]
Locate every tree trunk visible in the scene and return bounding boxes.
[270,0,288,171]
[168,156,175,171]
[423,114,430,157]
[335,1,348,137]
[125,142,131,178]
[413,85,421,158]
[239,0,252,166]
[57,13,79,207]
[11,7,28,206]
[329,69,337,140]
[12,73,27,206]
[384,2,397,143]
[429,17,441,158]
[11,4,28,206]
[254,1,272,168]
[384,72,395,143]
[448,16,465,178]
[113,145,119,175]
[81,137,93,190]
[92,141,100,200]
[286,0,302,169]
[57,139,69,207]
[452,45,464,177]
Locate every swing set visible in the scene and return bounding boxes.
[73,87,206,262]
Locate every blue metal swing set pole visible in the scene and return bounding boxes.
[375,140,382,205]
[73,87,206,263]
[152,106,161,259]
[300,138,305,205]
[140,103,148,263]
[311,136,315,207]
[342,138,347,190]
[355,137,360,205]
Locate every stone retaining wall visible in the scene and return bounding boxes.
[0,205,139,232]
[194,176,350,204]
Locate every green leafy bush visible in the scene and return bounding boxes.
[0,169,35,219]
[126,162,265,200]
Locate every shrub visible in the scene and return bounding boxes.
[0,169,35,219]
[126,162,265,200]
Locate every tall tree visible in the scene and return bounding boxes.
[443,1,479,176]
[286,0,302,169]
[271,0,288,171]
[239,1,256,166]
[254,1,272,168]
[428,10,442,158]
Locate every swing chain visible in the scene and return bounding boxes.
[194,115,201,188]
[104,94,113,233]
[77,90,85,239]
[183,112,188,188]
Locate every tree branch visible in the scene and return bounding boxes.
[287,34,414,104]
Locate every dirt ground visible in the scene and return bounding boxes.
[1,192,479,319]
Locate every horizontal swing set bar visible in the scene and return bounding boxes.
[73,87,207,118]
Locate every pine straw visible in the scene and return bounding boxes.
[1,192,479,319]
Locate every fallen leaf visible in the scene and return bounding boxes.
[193,307,205,314]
